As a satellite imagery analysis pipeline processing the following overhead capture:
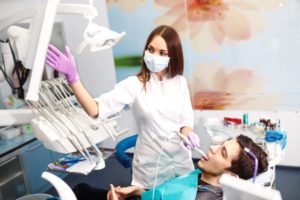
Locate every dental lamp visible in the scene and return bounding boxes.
[77,22,126,53]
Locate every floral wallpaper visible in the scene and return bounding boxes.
[106,0,300,110]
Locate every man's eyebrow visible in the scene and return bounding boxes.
[221,138,232,145]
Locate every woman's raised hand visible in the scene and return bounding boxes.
[46,44,79,84]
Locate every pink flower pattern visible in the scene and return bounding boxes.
[154,0,284,52]
[187,62,280,110]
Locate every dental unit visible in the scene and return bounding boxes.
[0,0,126,172]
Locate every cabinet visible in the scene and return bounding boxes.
[0,151,28,200]
[0,137,68,200]
[21,140,53,193]
[21,140,67,194]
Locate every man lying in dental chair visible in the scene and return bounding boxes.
[105,134,268,200]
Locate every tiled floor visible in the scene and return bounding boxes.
[275,166,300,200]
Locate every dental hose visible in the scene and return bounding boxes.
[244,147,258,183]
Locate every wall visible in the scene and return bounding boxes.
[55,0,117,97]
[193,110,300,167]
[105,1,300,167]
[111,109,300,167]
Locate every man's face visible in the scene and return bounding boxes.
[198,139,242,176]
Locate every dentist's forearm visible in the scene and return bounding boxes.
[70,80,99,118]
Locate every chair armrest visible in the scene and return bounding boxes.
[115,134,138,168]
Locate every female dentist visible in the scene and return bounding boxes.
[46,25,200,190]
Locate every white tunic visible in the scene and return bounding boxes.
[95,73,194,189]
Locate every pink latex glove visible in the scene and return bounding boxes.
[46,44,79,84]
[185,132,201,150]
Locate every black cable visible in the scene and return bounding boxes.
[0,44,17,90]
[6,39,30,99]
[0,64,16,89]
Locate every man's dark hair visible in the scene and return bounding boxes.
[229,135,269,179]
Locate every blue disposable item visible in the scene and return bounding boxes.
[266,131,286,150]
[265,135,276,142]
[274,133,283,140]
[266,131,283,140]
[281,132,287,149]
[60,158,85,165]
[141,169,200,200]
[58,154,85,165]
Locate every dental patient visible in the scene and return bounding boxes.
[74,135,268,200]
[107,134,268,200]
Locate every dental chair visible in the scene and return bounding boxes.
[115,134,138,169]
[41,171,77,200]
[220,173,282,200]
[250,166,275,187]
[16,171,76,200]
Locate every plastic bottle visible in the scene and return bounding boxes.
[242,113,248,130]
[243,113,248,125]
[265,134,276,160]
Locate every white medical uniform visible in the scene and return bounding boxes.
[95,73,194,189]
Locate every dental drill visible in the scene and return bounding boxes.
[177,132,208,159]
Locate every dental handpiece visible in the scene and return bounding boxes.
[192,147,208,160]
[178,133,208,159]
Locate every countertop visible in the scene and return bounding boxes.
[0,133,35,157]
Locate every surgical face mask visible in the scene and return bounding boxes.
[143,51,170,73]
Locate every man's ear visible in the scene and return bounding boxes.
[223,170,239,178]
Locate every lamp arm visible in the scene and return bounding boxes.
[0,3,98,33]
[0,8,35,33]
[58,4,97,19]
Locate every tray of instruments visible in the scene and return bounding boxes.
[47,148,116,175]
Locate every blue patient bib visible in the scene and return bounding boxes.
[142,169,201,200]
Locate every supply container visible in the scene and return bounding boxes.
[265,131,284,158]
[243,113,248,125]
[0,126,21,140]
[265,134,276,160]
